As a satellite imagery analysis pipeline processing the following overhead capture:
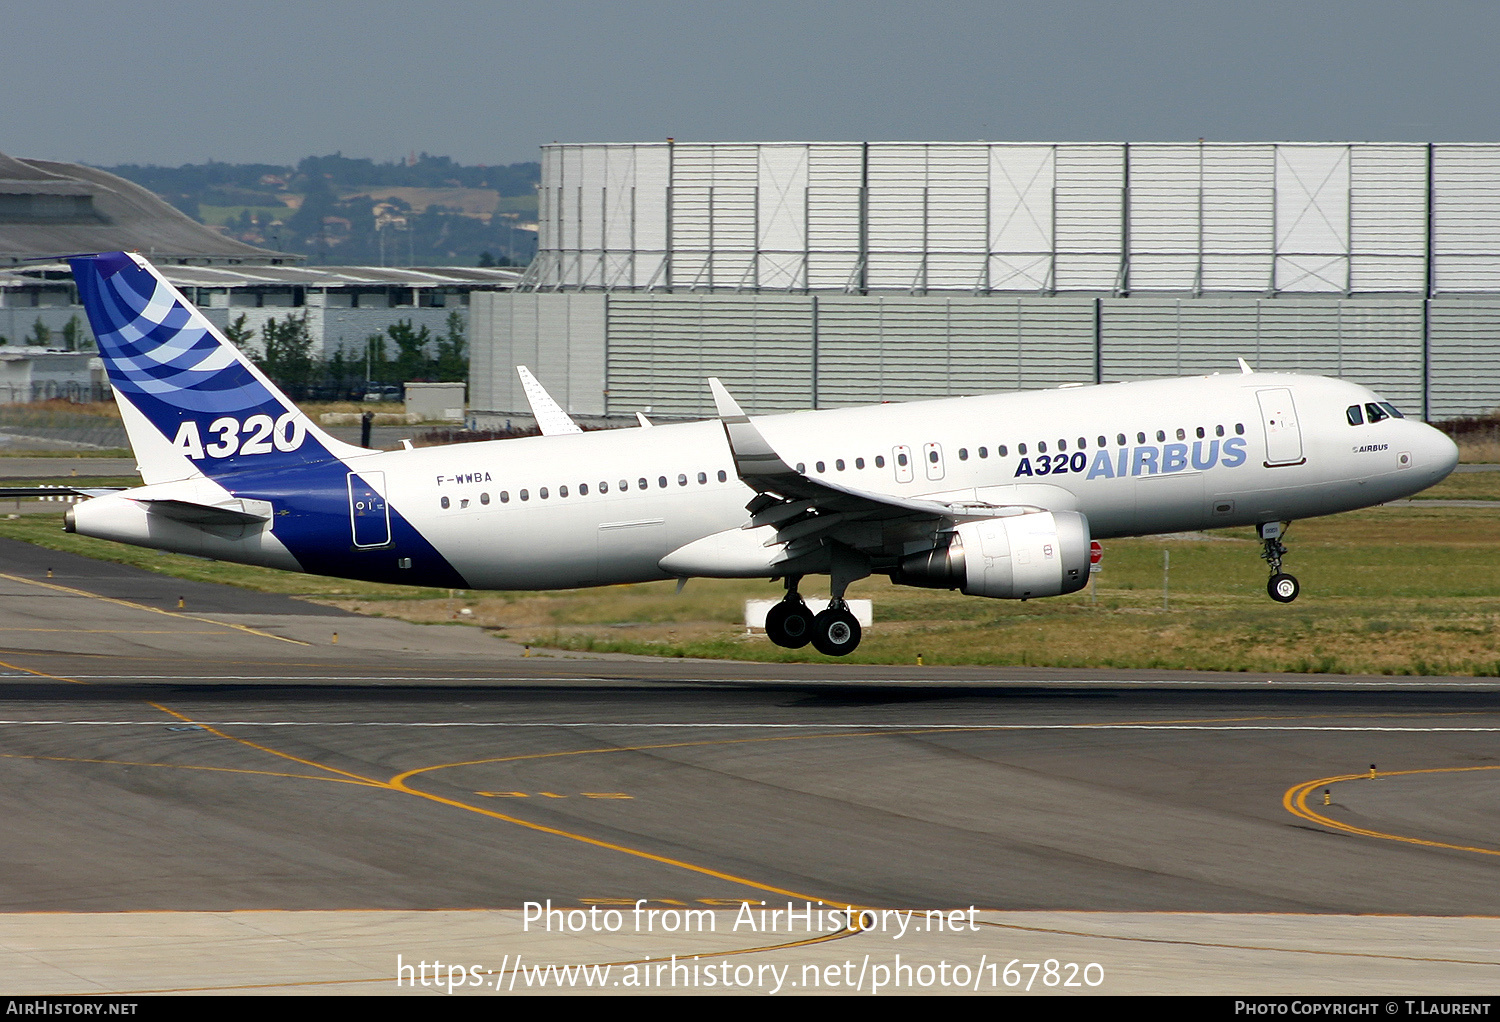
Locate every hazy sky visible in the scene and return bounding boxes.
[6,1,1498,167]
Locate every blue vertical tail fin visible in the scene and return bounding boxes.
[69,252,365,484]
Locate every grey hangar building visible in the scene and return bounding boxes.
[469,141,1500,427]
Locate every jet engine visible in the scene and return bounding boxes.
[890,510,1091,599]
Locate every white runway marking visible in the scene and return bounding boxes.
[0,720,1497,731]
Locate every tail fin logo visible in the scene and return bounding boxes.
[69,252,354,481]
[74,252,275,416]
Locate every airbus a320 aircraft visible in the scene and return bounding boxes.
[57,252,1458,656]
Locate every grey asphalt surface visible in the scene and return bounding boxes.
[0,539,1496,918]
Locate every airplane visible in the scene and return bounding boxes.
[51,251,1459,657]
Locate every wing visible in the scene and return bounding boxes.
[707,378,1039,566]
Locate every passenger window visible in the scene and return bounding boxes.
[1079,438,1087,449]
[1137,432,1146,443]
[1156,430,1166,442]
[816,461,826,472]
[559,485,568,498]
[897,453,908,466]
[978,447,988,459]
[678,474,687,486]
[1347,405,1364,426]
[480,492,490,505]
[638,478,647,490]
[796,463,805,473]
[1195,427,1205,439]
[1176,428,1186,440]
[500,491,510,503]
[855,457,865,469]
[1117,434,1125,445]
[520,489,529,501]
[658,476,667,488]
[540,487,549,499]
[998,445,1008,456]
[579,483,589,495]
[1235,423,1245,435]
[835,459,845,471]
[1216,425,1225,437]
[958,449,968,461]
[1365,402,1389,423]
[928,450,939,463]
[460,498,469,509]
[599,481,608,494]
[875,456,885,468]
[698,472,707,484]
[717,470,728,482]
[440,496,450,509]
[1057,440,1066,452]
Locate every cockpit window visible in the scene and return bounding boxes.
[1365,402,1389,424]
[1347,404,1364,426]
[1379,402,1405,419]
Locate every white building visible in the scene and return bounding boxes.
[470,141,1500,423]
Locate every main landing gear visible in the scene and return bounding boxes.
[764,574,864,656]
[1259,521,1300,603]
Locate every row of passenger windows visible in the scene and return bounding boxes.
[797,423,1248,473]
[1347,402,1405,426]
[440,469,730,509]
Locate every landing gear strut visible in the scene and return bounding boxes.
[1259,522,1300,603]
[765,546,871,656]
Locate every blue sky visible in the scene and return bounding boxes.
[5,1,1497,167]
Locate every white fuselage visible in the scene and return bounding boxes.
[72,372,1459,590]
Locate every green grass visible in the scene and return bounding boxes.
[0,512,445,601]
[4,495,1499,675]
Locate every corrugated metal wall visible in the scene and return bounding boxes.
[470,292,606,417]
[533,141,1500,297]
[472,291,1500,420]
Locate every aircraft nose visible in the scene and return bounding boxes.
[1416,422,1459,480]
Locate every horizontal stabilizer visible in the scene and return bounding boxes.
[129,496,272,526]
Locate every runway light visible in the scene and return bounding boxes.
[1369,763,1377,779]
[917,653,924,666]
[1324,789,1331,806]
[177,596,184,610]
[332,632,338,645]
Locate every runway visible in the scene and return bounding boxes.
[1,537,1497,993]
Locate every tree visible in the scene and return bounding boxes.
[224,314,254,347]
[27,318,52,347]
[254,313,316,397]
[435,312,467,382]
[60,315,87,352]
[385,320,433,383]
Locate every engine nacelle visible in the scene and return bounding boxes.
[890,511,1091,599]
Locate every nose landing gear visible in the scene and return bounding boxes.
[1259,521,1300,603]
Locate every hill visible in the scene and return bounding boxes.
[99,153,540,267]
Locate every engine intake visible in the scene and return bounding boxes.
[890,511,1091,599]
